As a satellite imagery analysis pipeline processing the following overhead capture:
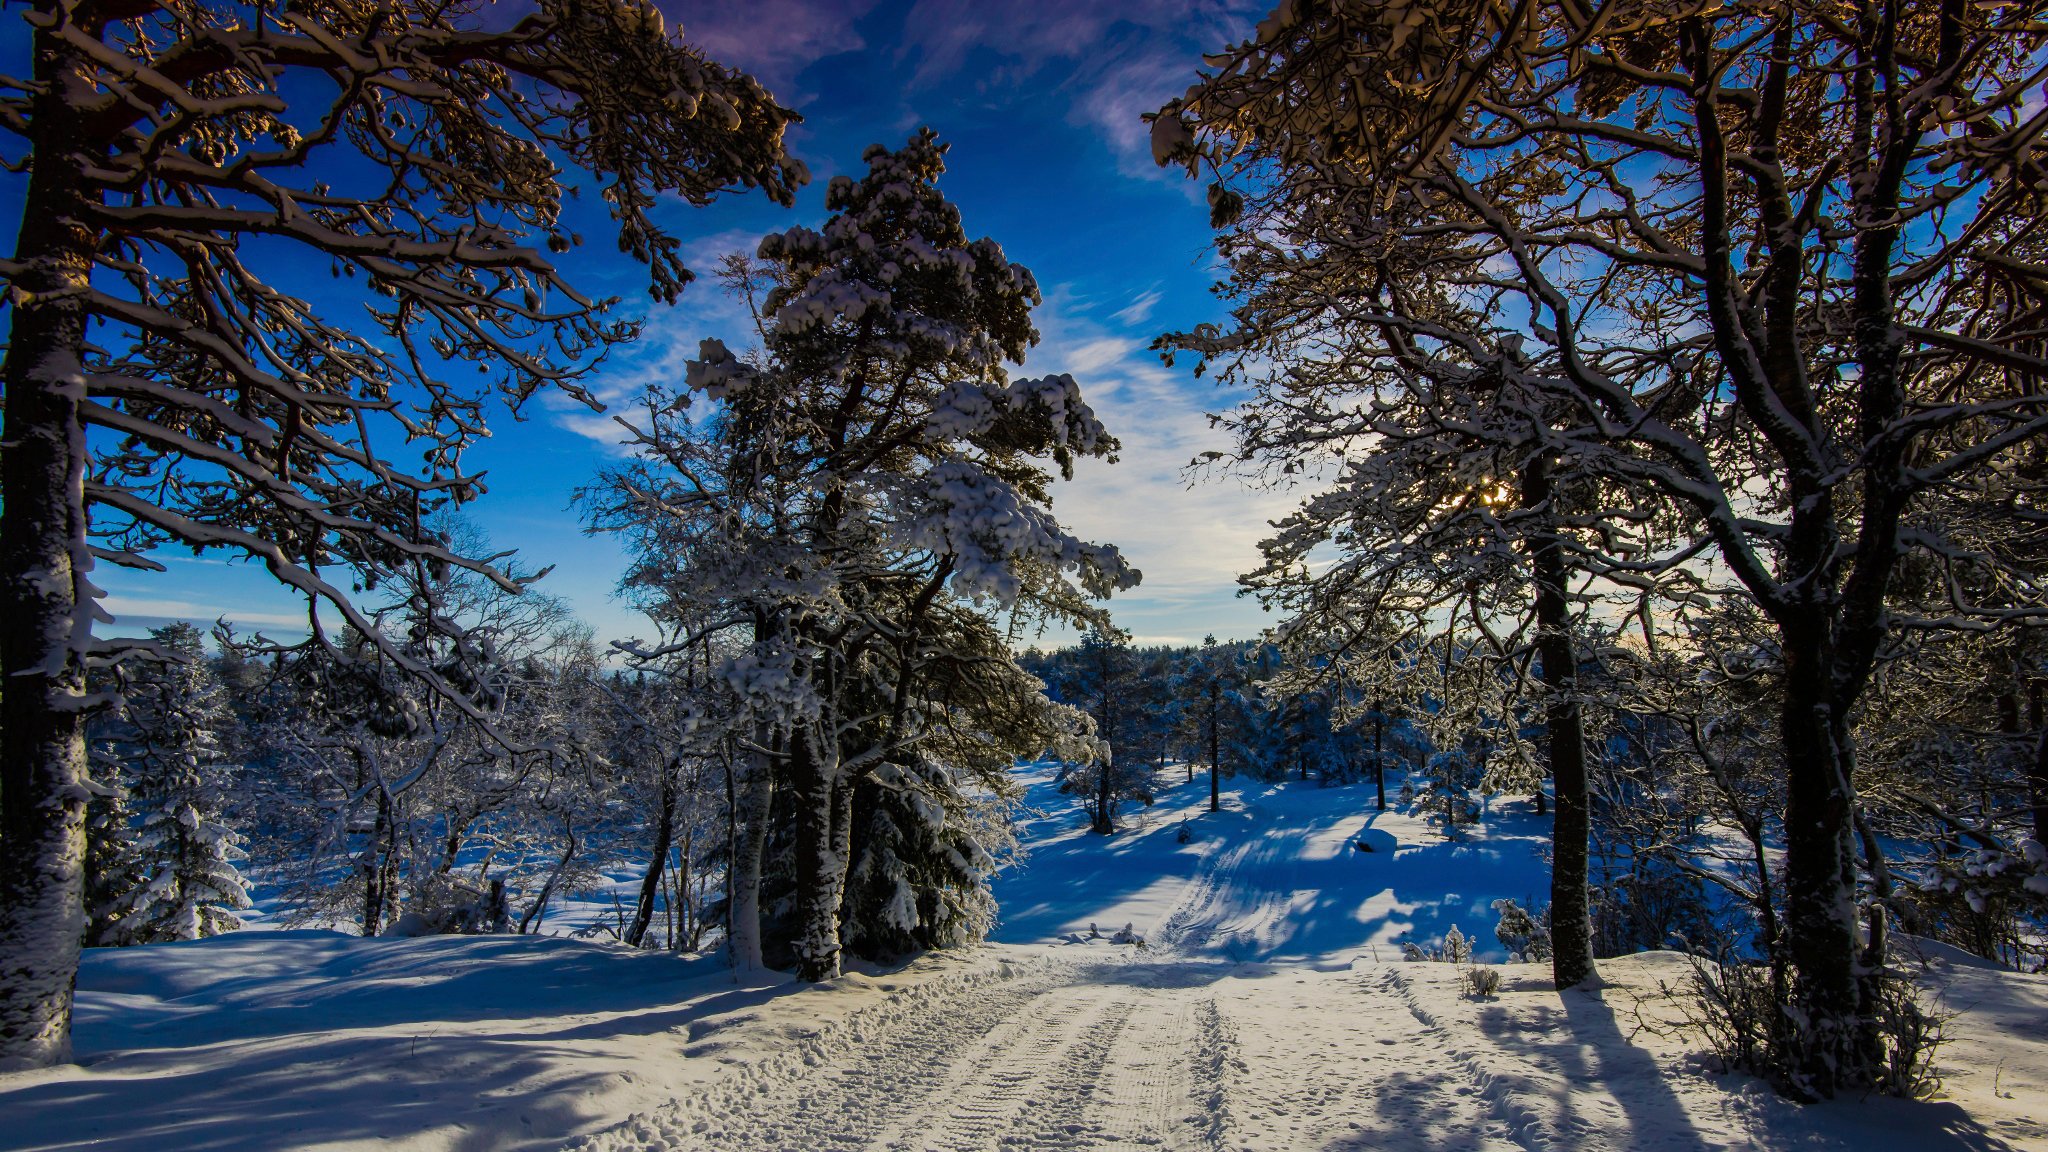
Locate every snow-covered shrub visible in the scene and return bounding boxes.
[1900,839,2048,971]
[1403,927,1474,963]
[391,874,510,936]
[1492,898,1552,962]
[1442,923,1472,964]
[1681,955,1947,1101]
[1464,965,1503,999]
[839,759,1009,960]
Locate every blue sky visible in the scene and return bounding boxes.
[11,0,1305,651]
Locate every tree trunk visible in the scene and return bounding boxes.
[1373,708,1386,812]
[362,790,394,937]
[517,823,580,935]
[1096,752,1114,834]
[788,728,845,981]
[728,728,774,974]
[2030,682,2048,848]
[624,758,677,949]
[1780,625,1875,1096]
[0,33,101,1069]
[1522,456,1594,991]
[1208,684,1221,814]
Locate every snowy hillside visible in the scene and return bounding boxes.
[2,767,2043,1152]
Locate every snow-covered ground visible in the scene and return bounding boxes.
[4,767,2044,1151]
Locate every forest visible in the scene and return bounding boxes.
[3,0,2048,1146]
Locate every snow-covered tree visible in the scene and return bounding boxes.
[111,624,251,942]
[1045,628,1159,832]
[1158,0,2048,1093]
[0,0,804,1066]
[79,749,149,949]
[588,130,1136,980]
[245,527,610,938]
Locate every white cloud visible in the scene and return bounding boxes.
[1111,287,1162,327]
[101,594,310,631]
[1024,287,1306,642]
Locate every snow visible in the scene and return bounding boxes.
[3,767,2045,1151]
[992,762,1550,966]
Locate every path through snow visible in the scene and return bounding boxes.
[569,771,2046,1152]
[4,769,2044,1152]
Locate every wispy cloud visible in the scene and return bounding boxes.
[896,0,1261,181]
[660,0,883,104]
[102,594,311,632]
[1024,287,1304,641]
[544,264,765,455]
[1111,287,1163,328]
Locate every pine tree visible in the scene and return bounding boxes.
[80,750,150,949]
[0,0,803,1066]
[119,625,251,942]
[589,131,1135,980]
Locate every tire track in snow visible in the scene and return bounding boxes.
[1156,839,1257,955]
[1079,992,1204,1150]
[569,958,1067,1152]
[893,983,1138,1151]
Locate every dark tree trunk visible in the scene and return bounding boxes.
[1780,621,1876,1093]
[1522,456,1594,991]
[518,824,580,935]
[1096,753,1114,834]
[625,759,677,949]
[0,31,100,1069]
[1208,682,1221,814]
[1372,707,1386,812]
[362,789,395,937]
[2030,682,2048,848]
[788,728,846,981]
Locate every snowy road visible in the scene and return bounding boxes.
[8,771,2044,1152]
[572,955,1230,1152]
[572,773,2048,1152]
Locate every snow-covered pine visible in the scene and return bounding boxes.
[588,130,1136,981]
[839,758,1006,958]
[1158,0,2048,1090]
[1442,924,1472,965]
[1492,898,1552,964]
[80,748,150,949]
[108,625,250,942]
[0,0,804,1067]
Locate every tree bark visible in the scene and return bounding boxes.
[361,788,395,937]
[1522,456,1594,991]
[727,727,774,974]
[624,757,677,948]
[2030,682,2048,848]
[1372,707,1386,812]
[1208,681,1221,814]
[0,27,100,1070]
[788,727,845,981]
[1780,621,1875,1094]
[1096,751,1114,834]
